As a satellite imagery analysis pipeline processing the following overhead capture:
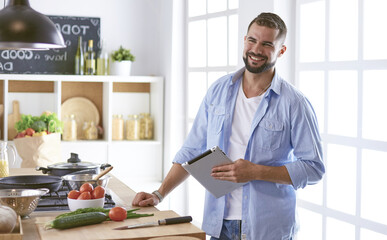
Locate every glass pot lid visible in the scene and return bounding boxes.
[47,153,99,170]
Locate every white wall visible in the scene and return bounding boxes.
[23,0,169,77]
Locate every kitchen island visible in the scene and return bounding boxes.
[9,168,205,240]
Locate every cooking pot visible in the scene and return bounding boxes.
[0,175,62,192]
[35,153,111,177]
[62,165,113,190]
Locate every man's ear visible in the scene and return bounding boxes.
[278,45,287,57]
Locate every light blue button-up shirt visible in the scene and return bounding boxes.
[173,67,325,240]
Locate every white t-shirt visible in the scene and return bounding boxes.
[224,81,263,220]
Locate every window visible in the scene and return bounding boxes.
[186,0,239,226]
[296,0,387,239]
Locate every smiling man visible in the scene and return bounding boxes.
[133,12,325,240]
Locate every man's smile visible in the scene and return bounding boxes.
[248,53,266,64]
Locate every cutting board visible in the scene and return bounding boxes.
[36,210,205,240]
[8,100,21,140]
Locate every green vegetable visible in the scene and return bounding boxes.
[47,212,107,229]
[55,207,107,219]
[15,112,63,133]
[15,115,36,133]
[31,120,47,132]
[54,207,153,221]
[111,46,135,62]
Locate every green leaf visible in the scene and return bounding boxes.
[111,46,135,62]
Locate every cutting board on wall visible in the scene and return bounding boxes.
[8,100,20,140]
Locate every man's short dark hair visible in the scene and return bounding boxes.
[247,12,287,43]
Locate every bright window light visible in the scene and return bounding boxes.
[208,0,227,13]
[363,0,387,60]
[326,144,357,215]
[298,71,325,133]
[327,70,358,137]
[361,149,387,225]
[362,70,387,141]
[188,20,207,68]
[188,0,206,17]
[299,1,325,62]
[208,17,228,66]
[329,0,358,61]
[326,217,355,240]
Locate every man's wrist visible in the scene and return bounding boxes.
[152,190,164,202]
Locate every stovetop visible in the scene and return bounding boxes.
[36,185,115,211]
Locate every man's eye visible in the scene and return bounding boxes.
[263,43,273,47]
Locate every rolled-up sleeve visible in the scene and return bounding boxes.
[286,96,325,189]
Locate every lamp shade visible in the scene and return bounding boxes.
[0,0,65,50]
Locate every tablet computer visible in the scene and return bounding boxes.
[182,146,244,198]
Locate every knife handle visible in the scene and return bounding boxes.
[159,216,193,225]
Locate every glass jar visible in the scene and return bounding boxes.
[126,114,140,140]
[112,114,124,140]
[140,113,154,140]
[0,141,16,178]
[62,114,77,141]
[84,121,98,140]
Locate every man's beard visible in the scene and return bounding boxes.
[243,52,276,74]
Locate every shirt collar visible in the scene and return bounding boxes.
[230,67,282,96]
[270,69,282,96]
[231,67,245,84]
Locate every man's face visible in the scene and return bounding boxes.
[243,23,286,74]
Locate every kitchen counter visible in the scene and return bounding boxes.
[9,168,205,240]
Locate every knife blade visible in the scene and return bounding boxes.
[113,216,193,230]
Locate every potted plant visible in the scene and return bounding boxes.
[110,46,135,75]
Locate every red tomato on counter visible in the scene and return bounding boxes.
[79,183,94,193]
[109,207,127,221]
[77,191,91,200]
[68,190,81,199]
[91,186,105,199]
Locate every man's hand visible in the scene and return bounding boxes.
[132,191,160,207]
[211,159,255,183]
[211,159,293,185]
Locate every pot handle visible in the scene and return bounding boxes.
[38,188,50,195]
[100,163,111,170]
[35,166,50,174]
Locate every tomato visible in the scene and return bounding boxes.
[77,191,91,200]
[68,190,81,199]
[109,206,127,221]
[79,183,94,193]
[91,186,105,199]
[25,128,35,136]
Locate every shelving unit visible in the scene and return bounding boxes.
[0,74,164,184]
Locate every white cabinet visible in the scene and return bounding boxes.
[0,74,164,184]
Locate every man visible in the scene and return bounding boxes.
[132,12,325,240]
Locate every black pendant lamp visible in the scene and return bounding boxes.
[0,0,65,50]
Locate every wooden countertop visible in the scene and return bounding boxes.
[9,168,205,240]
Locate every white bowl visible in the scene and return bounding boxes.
[67,197,104,211]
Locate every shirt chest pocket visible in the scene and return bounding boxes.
[208,105,225,135]
[255,119,284,151]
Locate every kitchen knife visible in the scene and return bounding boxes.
[113,216,193,230]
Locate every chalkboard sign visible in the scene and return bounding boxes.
[0,15,101,74]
